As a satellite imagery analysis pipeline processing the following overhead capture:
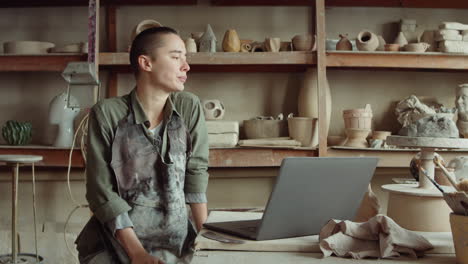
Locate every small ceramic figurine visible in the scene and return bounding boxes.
[49,91,80,147]
[199,24,217,52]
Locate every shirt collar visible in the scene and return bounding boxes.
[130,88,182,127]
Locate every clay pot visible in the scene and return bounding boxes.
[279,41,292,51]
[336,34,352,51]
[222,29,241,52]
[384,43,400,51]
[265,37,281,52]
[356,31,379,51]
[250,42,265,52]
[243,119,288,139]
[131,19,162,41]
[344,128,370,148]
[403,42,430,52]
[343,104,373,130]
[450,213,468,264]
[292,34,315,51]
[4,41,55,54]
[287,117,318,147]
[185,37,197,53]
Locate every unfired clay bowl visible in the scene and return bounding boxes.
[4,41,55,54]
[292,34,315,51]
[403,42,430,52]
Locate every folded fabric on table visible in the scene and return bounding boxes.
[319,214,434,259]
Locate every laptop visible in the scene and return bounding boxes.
[203,157,378,240]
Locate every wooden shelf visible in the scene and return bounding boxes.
[328,146,468,167]
[211,0,314,6]
[327,51,468,70]
[99,52,316,72]
[0,146,316,168]
[326,0,468,8]
[209,148,317,167]
[0,0,197,7]
[0,145,85,168]
[0,54,87,72]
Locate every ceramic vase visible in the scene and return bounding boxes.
[377,35,386,51]
[292,34,315,51]
[265,37,281,52]
[185,37,197,53]
[356,31,379,51]
[394,32,408,49]
[2,120,32,145]
[336,34,352,51]
[49,92,80,147]
[297,68,332,136]
[222,29,241,52]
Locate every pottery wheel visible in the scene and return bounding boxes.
[386,135,468,149]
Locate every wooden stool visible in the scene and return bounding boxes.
[0,155,44,264]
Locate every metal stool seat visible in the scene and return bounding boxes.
[0,155,44,264]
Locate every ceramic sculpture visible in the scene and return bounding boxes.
[199,24,217,52]
[336,34,352,51]
[394,32,408,49]
[222,29,241,52]
[356,31,379,51]
[2,120,32,145]
[49,92,80,147]
[202,99,225,120]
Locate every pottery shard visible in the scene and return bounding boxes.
[403,115,459,138]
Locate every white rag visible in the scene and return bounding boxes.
[319,214,434,259]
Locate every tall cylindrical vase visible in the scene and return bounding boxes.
[297,68,332,136]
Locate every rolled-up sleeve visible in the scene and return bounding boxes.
[86,107,131,223]
[184,96,209,194]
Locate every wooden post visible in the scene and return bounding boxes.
[106,5,118,98]
[88,0,100,103]
[315,0,327,156]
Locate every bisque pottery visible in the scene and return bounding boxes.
[344,128,370,148]
[336,34,352,51]
[394,32,408,49]
[222,29,241,52]
[185,37,197,53]
[343,104,373,130]
[287,117,318,147]
[356,31,379,51]
[4,41,55,54]
[243,119,288,139]
[131,19,162,41]
[292,34,315,51]
[265,37,281,52]
[199,24,217,52]
[377,35,386,51]
[202,99,225,120]
[403,42,430,52]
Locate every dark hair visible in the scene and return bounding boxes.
[129,26,179,75]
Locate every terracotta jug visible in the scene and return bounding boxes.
[336,34,352,51]
[222,29,241,52]
[356,31,379,51]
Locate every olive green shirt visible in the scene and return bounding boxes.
[86,89,209,223]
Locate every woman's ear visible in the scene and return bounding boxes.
[138,55,152,73]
